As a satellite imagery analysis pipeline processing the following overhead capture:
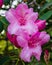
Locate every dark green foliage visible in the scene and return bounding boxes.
[3,0,10,5]
[0,21,4,33]
[39,11,52,20]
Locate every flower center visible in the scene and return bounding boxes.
[28,40,35,48]
[28,32,40,48]
[19,17,26,25]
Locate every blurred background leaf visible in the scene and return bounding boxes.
[0,56,10,65]
[46,0,52,3]
[3,0,10,5]
[0,17,9,26]
[39,10,52,20]
[0,21,4,33]
[39,2,52,14]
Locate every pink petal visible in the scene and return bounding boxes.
[16,2,28,10]
[20,47,32,62]
[28,32,40,48]
[32,45,42,61]
[25,8,33,15]
[31,31,50,46]
[25,12,38,22]
[16,2,28,17]
[20,46,42,62]
[16,36,28,48]
[16,29,30,48]
[40,34,50,46]
[22,20,38,35]
[39,31,50,46]
[5,9,19,24]
[39,31,46,39]
[8,22,20,34]
[35,19,46,30]
[27,8,33,13]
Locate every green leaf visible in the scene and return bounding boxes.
[0,21,4,33]
[39,2,52,13]
[39,11,52,20]
[0,17,9,26]
[35,62,46,65]
[47,28,52,36]
[0,56,10,65]
[4,0,10,5]
[0,55,18,65]
[46,0,52,2]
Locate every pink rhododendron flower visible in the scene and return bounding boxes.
[5,3,40,35]
[6,3,50,62]
[17,31,50,62]
[0,0,3,7]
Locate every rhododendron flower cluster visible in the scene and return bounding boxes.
[6,3,50,62]
[0,0,3,7]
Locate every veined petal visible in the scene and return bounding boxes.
[22,20,38,35]
[16,2,28,17]
[25,8,33,15]
[39,31,50,46]
[8,22,20,34]
[16,36,28,48]
[16,2,28,10]
[40,34,50,46]
[20,45,42,62]
[20,47,32,62]
[39,31,46,39]
[32,45,42,61]
[25,12,38,22]
[5,9,20,24]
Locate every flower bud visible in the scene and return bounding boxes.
[44,50,50,65]
[0,0,3,8]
